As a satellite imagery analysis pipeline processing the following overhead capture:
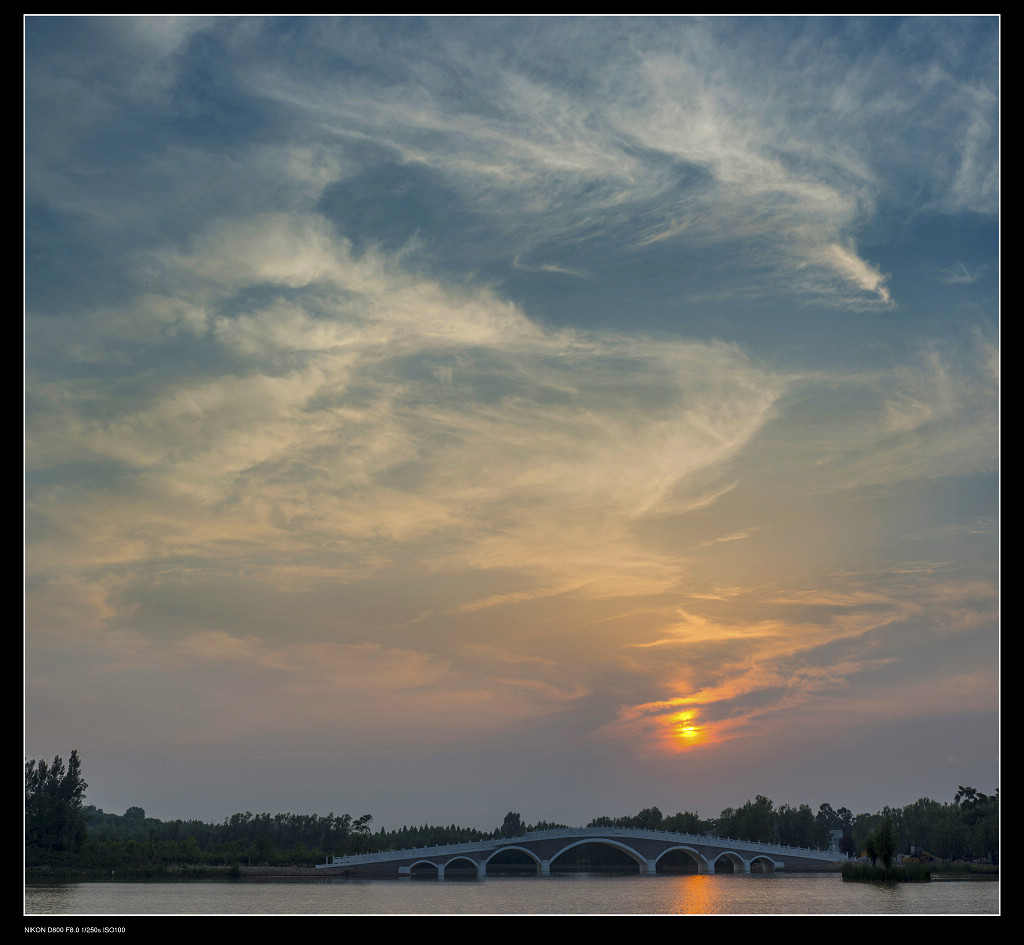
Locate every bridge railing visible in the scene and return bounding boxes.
[322,825,843,866]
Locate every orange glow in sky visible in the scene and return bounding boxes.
[669,709,706,747]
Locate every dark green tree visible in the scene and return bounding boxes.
[633,806,664,830]
[901,797,941,856]
[935,806,966,861]
[663,810,703,834]
[864,831,879,866]
[954,785,979,807]
[734,796,776,844]
[875,815,897,869]
[715,807,737,838]
[349,813,374,853]
[835,807,855,855]
[25,749,88,853]
[501,811,523,837]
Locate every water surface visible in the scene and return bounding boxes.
[26,872,999,916]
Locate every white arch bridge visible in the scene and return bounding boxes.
[316,827,846,877]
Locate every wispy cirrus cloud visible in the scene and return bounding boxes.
[228,19,994,311]
[27,211,788,621]
[937,261,984,284]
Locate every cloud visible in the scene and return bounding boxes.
[28,200,996,737]
[221,19,993,310]
[597,554,996,759]
[28,19,996,319]
[937,261,983,285]
[823,242,891,305]
[28,212,791,611]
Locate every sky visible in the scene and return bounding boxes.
[25,15,998,832]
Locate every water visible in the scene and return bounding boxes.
[25,873,999,916]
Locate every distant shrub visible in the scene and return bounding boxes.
[842,861,931,883]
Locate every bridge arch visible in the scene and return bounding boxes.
[653,845,713,874]
[408,858,441,876]
[442,855,482,877]
[407,855,488,879]
[708,850,785,874]
[548,838,648,872]
[712,851,746,873]
[484,845,543,871]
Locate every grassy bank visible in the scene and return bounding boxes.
[930,862,998,876]
[842,862,931,883]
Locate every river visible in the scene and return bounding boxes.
[25,872,999,916]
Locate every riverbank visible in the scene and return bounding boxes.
[25,864,399,882]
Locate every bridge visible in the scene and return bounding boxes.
[316,826,846,877]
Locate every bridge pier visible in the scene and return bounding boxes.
[539,859,551,876]
[642,859,657,875]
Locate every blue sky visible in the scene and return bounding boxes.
[26,16,998,829]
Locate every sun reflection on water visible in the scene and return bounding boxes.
[664,873,717,914]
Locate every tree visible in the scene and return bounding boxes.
[815,801,839,831]
[663,810,703,834]
[835,807,856,855]
[501,811,522,838]
[633,806,664,831]
[954,785,979,807]
[25,749,89,853]
[936,807,966,861]
[875,815,897,869]
[902,797,942,856]
[348,812,374,852]
[852,811,880,856]
[777,803,815,848]
[734,796,775,844]
[715,807,737,837]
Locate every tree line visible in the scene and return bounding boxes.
[26,751,997,872]
[580,790,997,864]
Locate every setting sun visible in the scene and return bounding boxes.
[670,710,706,746]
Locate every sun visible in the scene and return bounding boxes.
[669,709,706,746]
